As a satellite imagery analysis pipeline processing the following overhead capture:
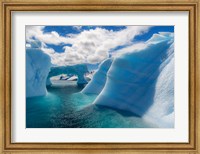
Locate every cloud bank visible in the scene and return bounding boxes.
[26,26,150,66]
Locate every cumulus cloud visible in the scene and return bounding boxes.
[26,26,151,66]
[73,26,82,31]
[112,32,174,57]
[26,26,44,42]
[26,26,73,45]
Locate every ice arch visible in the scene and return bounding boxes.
[46,65,89,86]
[26,41,89,98]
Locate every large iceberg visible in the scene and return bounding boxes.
[47,64,89,86]
[84,32,174,127]
[26,43,51,98]
[82,58,113,94]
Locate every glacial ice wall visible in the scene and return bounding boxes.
[47,64,89,86]
[26,47,51,98]
[82,58,113,94]
[91,32,174,127]
[143,44,174,127]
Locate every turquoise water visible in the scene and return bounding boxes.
[26,80,156,128]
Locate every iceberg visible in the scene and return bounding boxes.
[85,32,174,127]
[26,43,51,98]
[47,64,89,86]
[82,58,113,94]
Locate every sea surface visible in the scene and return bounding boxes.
[26,80,156,128]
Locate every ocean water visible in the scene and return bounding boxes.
[26,80,156,128]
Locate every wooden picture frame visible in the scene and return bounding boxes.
[0,0,199,153]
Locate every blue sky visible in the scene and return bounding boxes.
[26,25,174,70]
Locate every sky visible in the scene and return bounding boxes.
[26,25,174,70]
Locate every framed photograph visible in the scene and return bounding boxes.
[0,0,199,153]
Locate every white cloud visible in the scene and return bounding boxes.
[26,26,73,45]
[73,26,82,31]
[112,32,174,57]
[42,47,55,54]
[26,26,151,66]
